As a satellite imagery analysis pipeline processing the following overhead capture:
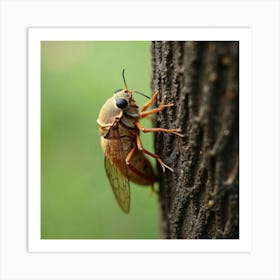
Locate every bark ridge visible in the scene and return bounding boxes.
[152,41,239,239]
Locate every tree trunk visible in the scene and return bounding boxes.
[151,41,239,239]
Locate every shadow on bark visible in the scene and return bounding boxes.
[152,41,239,239]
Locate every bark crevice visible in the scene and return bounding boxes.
[152,41,239,239]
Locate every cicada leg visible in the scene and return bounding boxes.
[140,91,158,113]
[135,121,184,137]
[140,92,174,118]
[125,141,137,167]
[135,132,173,172]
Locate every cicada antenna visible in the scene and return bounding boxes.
[122,69,128,89]
[134,90,150,99]
[122,69,150,99]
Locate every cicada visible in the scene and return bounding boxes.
[97,69,183,213]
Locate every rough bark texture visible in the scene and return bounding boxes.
[152,41,239,239]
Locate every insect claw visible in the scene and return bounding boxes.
[172,128,184,137]
[160,96,174,109]
[177,132,185,137]
[158,158,173,172]
[161,96,167,104]
[167,166,174,172]
[162,103,174,109]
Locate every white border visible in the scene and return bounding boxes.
[1,1,279,279]
[28,27,252,253]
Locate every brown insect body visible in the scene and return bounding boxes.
[97,70,183,213]
[97,90,156,186]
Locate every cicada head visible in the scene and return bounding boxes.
[113,89,133,110]
[113,69,150,110]
[97,88,135,137]
[97,69,150,136]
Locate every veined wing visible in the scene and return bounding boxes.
[104,124,130,213]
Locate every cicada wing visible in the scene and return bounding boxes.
[105,157,130,213]
[104,125,130,213]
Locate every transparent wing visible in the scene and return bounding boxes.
[104,125,130,213]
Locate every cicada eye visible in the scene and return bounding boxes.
[116,98,128,109]
[114,89,123,94]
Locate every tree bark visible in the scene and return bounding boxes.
[152,41,239,239]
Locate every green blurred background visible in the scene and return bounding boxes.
[41,41,161,239]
